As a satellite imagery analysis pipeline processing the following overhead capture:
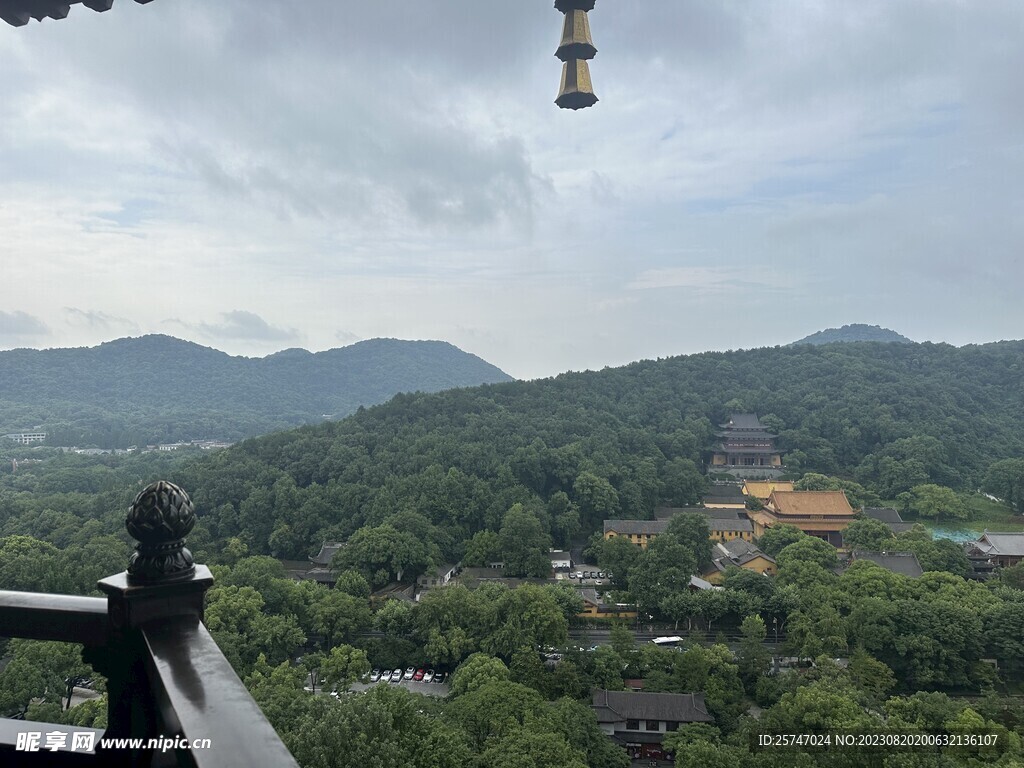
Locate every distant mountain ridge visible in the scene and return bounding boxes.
[790,324,914,346]
[0,335,512,447]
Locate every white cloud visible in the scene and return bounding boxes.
[197,311,300,343]
[0,1,1021,377]
[0,310,48,342]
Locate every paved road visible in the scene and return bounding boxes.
[351,679,449,698]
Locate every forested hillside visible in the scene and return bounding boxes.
[0,335,512,447]
[791,324,914,345]
[169,340,1024,562]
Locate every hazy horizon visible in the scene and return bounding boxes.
[3,324,1020,383]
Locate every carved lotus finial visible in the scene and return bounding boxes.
[126,480,196,584]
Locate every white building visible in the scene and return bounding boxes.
[549,550,572,570]
[4,431,46,444]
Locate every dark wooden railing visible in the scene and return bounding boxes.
[0,481,300,768]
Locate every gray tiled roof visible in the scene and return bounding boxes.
[709,540,775,573]
[722,413,764,430]
[311,541,344,566]
[977,532,1024,557]
[850,551,924,578]
[709,519,753,533]
[592,689,713,724]
[863,507,903,523]
[604,519,667,535]
[654,506,741,520]
[704,484,746,502]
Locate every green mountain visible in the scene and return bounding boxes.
[171,339,1024,559]
[0,335,512,447]
[791,324,914,345]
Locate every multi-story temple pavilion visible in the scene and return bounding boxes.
[709,413,784,478]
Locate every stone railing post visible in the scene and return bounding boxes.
[91,481,214,767]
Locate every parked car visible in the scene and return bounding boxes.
[597,571,606,579]
[403,667,415,681]
[433,672,446,684]
[423,669,435,683]
[574,572,583,579]
[369,669,381,683]
[391,669,403,683]
[413,669,425,681]
[380,670,392,683]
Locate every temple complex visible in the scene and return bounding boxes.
[710,414,784,478]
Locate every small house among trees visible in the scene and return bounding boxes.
[591,689,713,762]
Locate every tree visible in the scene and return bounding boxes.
[659,458,707,507]
[446,680,548,749]
[776,537,838,570]
[481,584,569,658]
[983,459,1024,514]
[736,615,770,692]
[906,484,968,521]
[320,644,370,693]
[723,567,775,602]
[999,562,1024,590]
[842,517,895,551]
[334,570,371,599]
[757,524,806,557]
[0,640,92,716]
[660,590,700,632]
[311,588,372,650]
[627,535,697,620]
[0,535,72,593]
[462,530,502,567]
[332,524,431,586]
[300,650,325,692]
[510,646,549,694]
[693,589,731,633]
[811,604,847,656]
[596,535,641,589]
[547,582,585,621]
[547,697,631,768]
[666,513,714,569]
[609,623,636,656]
[983,601,1024,679]
[205,585,306,674]
[448,654,511,697]
[548,491,581,548]
[375,598,415,637]
[784,611,822,663]
[847,647,895,705]
[670,743,743,768]
[592,646,626,691]
[479,726,588,768]
[573,472,620,529]
[499,504,551,577]
[760,680,878,734]
[284,684,471,768]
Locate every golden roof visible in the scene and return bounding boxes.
[767,491,856,517]
[742,481,794,498]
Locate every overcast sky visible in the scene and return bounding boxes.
[1,1,1021,379]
